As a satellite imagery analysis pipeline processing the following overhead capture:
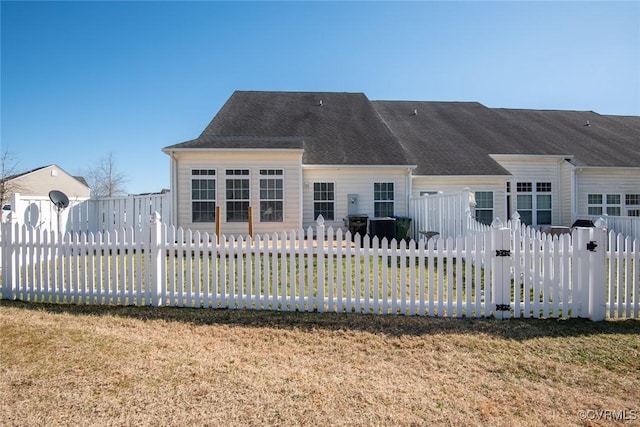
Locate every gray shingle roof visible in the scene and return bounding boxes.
[372,101,512,175]
[166,135,304,150]
[487,109,640,167]
[165,91,413,166]
[165,91,640,174]
[373,101,640,174]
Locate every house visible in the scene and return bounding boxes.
[1,164,91,223]
[163,91,640,236]
[2,164,90,206]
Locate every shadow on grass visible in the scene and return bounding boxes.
[2,299,639,340]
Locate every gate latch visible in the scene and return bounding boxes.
[496,304,511,312]
[495,249,511,257]
[586,241,598,252]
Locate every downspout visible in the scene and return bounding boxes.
[170,152,178,227]
[298,155,304,230]
[406,167,413,215]
[570,162,579,224]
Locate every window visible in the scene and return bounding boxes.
[516,182,533,225]
[626,194,640,216]
[474,191,493,225]
[588,194,603,215]
[259,170,283,222]
[226,169,249,176]
[536,182,552,225]
[516,181,551,225]
[606,194,621,216]
[589,193,623,216]
[588,193,640,217]
[626,194,640,206]
[374,183,394,217]
[226,169,250,222]
[314,183,335,220]
[191,169,216,222]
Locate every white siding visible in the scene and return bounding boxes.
[492,155,569,226]
[301,167,411,230]
[10,165,90,199]
[559,161,574,225]
[412,175,508,223]
[576,168,640,217]
[172,151,303,235]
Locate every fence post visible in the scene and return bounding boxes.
[1,222,11,299]
[150,211,163,307]
[491,218,512,320]
[316,215,325,313]
[2,200,19,300]
[510,212,521,232]
[588,219,607,321]
[573,226,591,318]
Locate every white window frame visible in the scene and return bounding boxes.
[474,191,494,226]
[313,182,335,221]
[625,194,640,216]
[588,193,622,216]
[225,169,250,222]
[191,169,216,223]
[515,181,552,226]
[259,169,284,222]
[374,182,395,218]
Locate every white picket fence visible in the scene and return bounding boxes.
[409,190,476,241]
[2,214,638,320]
[584,215,640,243]
[5,192,171,239]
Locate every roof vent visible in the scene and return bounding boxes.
[318,99,323,107]
[584,120,591,127]
[413,109,418,116]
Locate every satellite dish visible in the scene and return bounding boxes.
[49,190,69,211]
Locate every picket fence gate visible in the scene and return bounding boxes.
[2,214,639,320]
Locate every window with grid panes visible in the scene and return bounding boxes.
[536,182,552,225]
[226,169,250,222]
[516,182,551,225]
[191,169,216,222]
[313,183,335,220]
[626,194,640,216]
[606,194,621,216]
[374,183,394,217]
[588,194,603,215]
[474,191,493,225]
[259,169,283,222]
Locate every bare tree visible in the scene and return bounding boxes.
[0,150,23,208]
[87,152,128,198]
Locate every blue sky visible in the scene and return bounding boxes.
[2,1,639,195]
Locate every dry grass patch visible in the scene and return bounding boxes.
[1,300,639,426]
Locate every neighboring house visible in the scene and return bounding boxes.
[1,164,91,222]
[163,91,640,236]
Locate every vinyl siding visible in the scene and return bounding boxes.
[11,165,90,199]
[492,155,568,226]
[301,167,411,230]
[172,151,303,235]
[411,175,508,223]
[576,168,640,217]
[559,161,574,225]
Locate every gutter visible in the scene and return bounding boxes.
[302,164,417,170]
